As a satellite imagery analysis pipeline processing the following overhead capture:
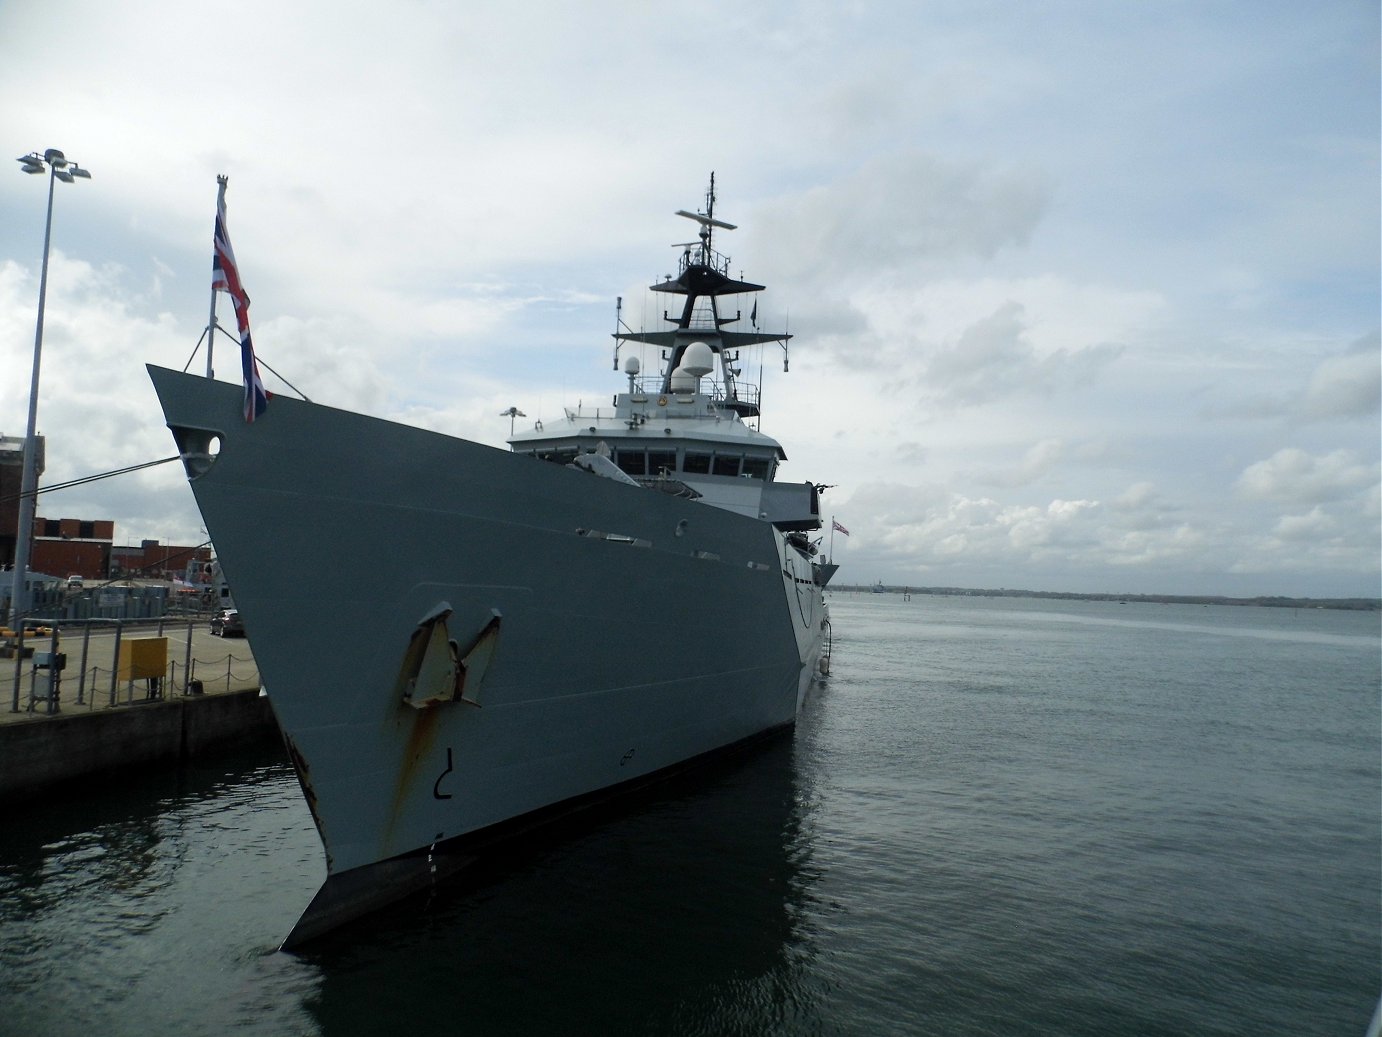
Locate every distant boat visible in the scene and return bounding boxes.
[149,175,834,948]
[872,581,885,593]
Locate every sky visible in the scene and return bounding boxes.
[0,0,1377,599]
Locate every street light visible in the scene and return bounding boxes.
[8,149,91,630]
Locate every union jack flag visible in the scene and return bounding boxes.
[213,185,269,422]
[833,519,851,536]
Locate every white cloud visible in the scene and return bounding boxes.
[1235,448,1378,506]
[0,0,1377,598]
[1113,482,1158,511]
[1300,332,1381,421]
[923,302,1123,405]
[1273,507,1337,541]
[981,437,1065,488]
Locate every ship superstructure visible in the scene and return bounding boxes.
[510,176,823,540]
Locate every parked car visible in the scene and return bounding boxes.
[210,609,244,637]
[66,574,83,589]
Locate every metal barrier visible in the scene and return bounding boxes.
[2,617,260,716]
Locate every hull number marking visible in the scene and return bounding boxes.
[433,746,455,800]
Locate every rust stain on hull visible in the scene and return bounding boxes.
[283,732,333,871]
[381,606,504,856]
[384,700,447,852]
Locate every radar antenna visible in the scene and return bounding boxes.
[673,172,736,256]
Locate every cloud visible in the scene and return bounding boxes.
[1272,507,1337,541]
[980,437,1064,488]
[1300,331,1381,421]
[0,1,1376,599]
[1191,328,1381,425]
[1234,448,1378,506]
[846,484,1105,565]
[924,302,1122,405]
[833,458,1378,595]
[751,152,1051,289]
[1113,481,1158,510]
[840,482,1219,580]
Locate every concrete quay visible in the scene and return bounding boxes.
[0,622,279,805]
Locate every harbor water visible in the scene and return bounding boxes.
[1,594,1377,1035]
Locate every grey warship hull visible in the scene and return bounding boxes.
[149,364,828,946]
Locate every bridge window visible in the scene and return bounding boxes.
[683,452,711,474]
[647,451,676,476]
[713,455,741,477]
[742,456,771,480]
[615,450,646,475]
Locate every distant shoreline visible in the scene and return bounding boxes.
[834,586,1381,611]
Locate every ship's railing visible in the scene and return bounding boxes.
[678,244,732,277]
[710,380,760,413]
[613,375,761,415]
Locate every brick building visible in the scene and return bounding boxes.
[108,538,211,580]
[11,512,209,583]
[3,435,209,581]
[0,433,44,570]
[30,516,116,580]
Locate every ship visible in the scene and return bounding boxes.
[148,176,834,947]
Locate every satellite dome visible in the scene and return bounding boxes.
[680,341,714,378]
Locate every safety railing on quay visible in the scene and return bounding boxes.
[1,616,261,717]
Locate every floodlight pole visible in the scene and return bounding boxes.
[9,150,90,632]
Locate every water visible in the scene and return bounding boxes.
[1,595,1377,1035]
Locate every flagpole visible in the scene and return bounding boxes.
[205,175,227,379]
[830,514,836,564]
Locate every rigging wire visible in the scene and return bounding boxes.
[19,539,218,610]
[256,356,312,403]
[181,320,312,402]
[0,455,182,508]
[2,453,209,610]
[102,538,214,585]
[3,454,211,605]
[181,327,210,373]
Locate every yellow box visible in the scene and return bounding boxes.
[118,637,168,681]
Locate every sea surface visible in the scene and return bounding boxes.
[1,595,1378,1036]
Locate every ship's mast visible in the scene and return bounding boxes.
[613,176,792,414]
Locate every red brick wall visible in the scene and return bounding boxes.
[31,540,109,580]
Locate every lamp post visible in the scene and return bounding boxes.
[8,149,91,630]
